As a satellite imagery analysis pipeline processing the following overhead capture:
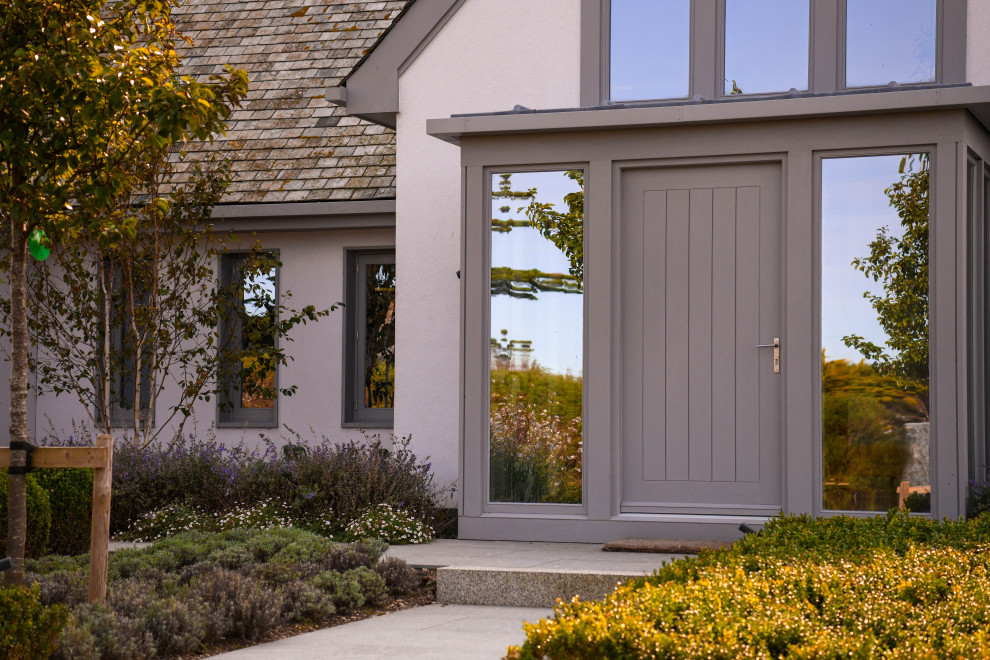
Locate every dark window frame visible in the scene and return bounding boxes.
[95,263,155,429]
[582,0,966,107]
[342,249,396,428]
[217,251,280,428]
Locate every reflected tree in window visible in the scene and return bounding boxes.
[364,263,396,409]
[239,261,277,409]
[822,155,930,512]
[489,171,584,504]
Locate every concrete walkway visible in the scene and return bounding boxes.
[205,539,685,658]
[209,604,552,659]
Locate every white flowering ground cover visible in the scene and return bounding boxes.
[508,512,990,659]
[120,499,432,545]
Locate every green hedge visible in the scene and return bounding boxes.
[508,512,990,659]
[0,472,51,558]
[33,468,92,555]
[0,584,67,659]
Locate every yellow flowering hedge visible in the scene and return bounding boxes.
[507,512,990,659]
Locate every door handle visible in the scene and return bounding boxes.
[755,338,780,374]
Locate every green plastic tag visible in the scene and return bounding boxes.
[28,229,50,261]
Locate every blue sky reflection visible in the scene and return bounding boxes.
[491,171,583,378]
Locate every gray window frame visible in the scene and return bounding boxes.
[342,249,396,428]
[581,0,967,107]
[217,251,280,429]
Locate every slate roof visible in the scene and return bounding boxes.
[172,0,408,204]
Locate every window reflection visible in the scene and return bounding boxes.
[489,170,584,504]
[240,264,277,409]
[821,155,930,512]
[610,0,690,101]
[724,0,809,95]
[846,0,936,87]
[363,263,396,409]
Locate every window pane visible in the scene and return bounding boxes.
[241,266,276,409]
[846,0,936,87]
[724,0,809,95]
[490,170,583,504]
[821,155,930,512]
[364,263,396,409]
[610,0,690,101]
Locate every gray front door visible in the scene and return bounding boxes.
[619,163,783,516]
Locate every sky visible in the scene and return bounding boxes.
[609,0,936,101]
[490,171,584,377]
[821,154,925,364]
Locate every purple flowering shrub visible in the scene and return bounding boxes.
[103,431,448,538]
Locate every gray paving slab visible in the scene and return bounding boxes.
[385,539,684,573]
[207,604,552,660]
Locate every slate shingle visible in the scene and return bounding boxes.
[173,0,407,204]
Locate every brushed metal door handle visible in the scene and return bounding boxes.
[755,338,780,374]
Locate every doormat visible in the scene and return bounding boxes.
[601,538,730,554]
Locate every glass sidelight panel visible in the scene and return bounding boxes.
[489,170,584,504]
[821,154,930,512]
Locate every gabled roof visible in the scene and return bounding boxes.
[341,0,462,128]
[172,1,409,204]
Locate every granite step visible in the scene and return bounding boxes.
[385,539,685,608]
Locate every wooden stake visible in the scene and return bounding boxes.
[87,434,113,604]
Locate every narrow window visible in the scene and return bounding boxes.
[845,0,936,88]
[97,262,154,429]
[344,251,396,426]
[610,0,690,102]
[489,170,584,504]
[821,154,930,512]
[723,0,809,96]
[218,253,279,427]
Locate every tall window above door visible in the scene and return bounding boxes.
[723,0,809,96]
[589,0,964,106]
[609,0,690,102]
[844,0,936,88]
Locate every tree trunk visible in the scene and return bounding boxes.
[6,218,29,585]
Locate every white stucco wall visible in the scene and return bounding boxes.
[31,228,394,450]
[395,0,581,503]
[969,0,990,85]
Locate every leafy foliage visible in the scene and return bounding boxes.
[29,529,417,658]
[33,468,93,555]
[524,169,585,283]
[842,155,930,405]
[0,0,248,581]
[509,512,990,659]
[0,473,51,558]
[490,380,582,504]
[94,429,450,541]
[0,584,68,660]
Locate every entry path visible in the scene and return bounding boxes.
[210,540,683,658]
[208,604,551,659]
